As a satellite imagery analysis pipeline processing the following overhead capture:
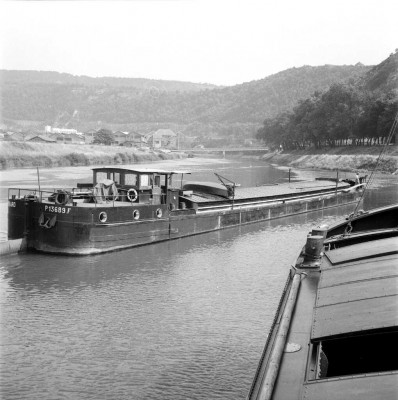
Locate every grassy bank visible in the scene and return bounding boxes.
[262,146,398,174]
[0,141,185,169]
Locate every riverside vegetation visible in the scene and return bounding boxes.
[262,146,398,174]
[1,141,397,175]
[0,141,184,170]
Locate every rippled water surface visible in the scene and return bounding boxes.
[1,158,397,400]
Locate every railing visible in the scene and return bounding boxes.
[9,188,56,203]
[8,187,169,208]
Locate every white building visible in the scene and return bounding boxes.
[45,126,78,135]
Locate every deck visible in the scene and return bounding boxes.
[248,211,398,400]
[188,180,349,204]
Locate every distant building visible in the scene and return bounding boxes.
[55,133,85,144]
[28,135,57,143]
[146,129,177,149]
[113,131,129,145]
[45,126,78,135]
[4,132,26,141]
[123,131,147,147]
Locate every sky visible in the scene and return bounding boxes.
[0,0,397,86]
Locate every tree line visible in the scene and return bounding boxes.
[256,83,397,150]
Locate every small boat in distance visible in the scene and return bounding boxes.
[247,203,398,400]
[8,166,362,255]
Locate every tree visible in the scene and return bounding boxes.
[93,129,114,145]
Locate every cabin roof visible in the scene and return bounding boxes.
[92,166,190,175]
[311,238,398,340]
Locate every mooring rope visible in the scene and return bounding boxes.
[345,112,398,233]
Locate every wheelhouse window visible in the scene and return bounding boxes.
[124,173,137,187]
[111,172,120,184]
[309,329,398,379]
[154,175,161,187]
[140,174,153,188]
[96,172,108,184]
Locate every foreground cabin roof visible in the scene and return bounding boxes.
[252,232,398,400]
[303,236,398,400]
[313,237,398,339]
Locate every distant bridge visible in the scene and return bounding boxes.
[172,147,270,155]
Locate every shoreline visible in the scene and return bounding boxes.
[0,141,187,170]
[260,146,398,174]
[1,141,397,174]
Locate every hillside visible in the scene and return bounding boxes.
[0,70,219,91]
[358,51,398,93]
[188,64,371,122]
[0,64,371,132]
[256,52,398,151]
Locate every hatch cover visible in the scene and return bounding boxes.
[325,236,398,265]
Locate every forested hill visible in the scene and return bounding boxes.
[256,52,398,150]
[1,64,370,129]
[0,70,219,91]
[358,51,398,92]
[192,64,371,122]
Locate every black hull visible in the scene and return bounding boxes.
[9,190,359,255]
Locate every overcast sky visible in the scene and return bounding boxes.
[1,0,397,86]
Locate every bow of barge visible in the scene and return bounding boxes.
[247,203,398,400]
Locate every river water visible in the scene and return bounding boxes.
[0,158,397,400]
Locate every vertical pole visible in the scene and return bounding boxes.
[288,168,291,183]
[37,167,41,201]
[335,169,339,194]
[231,184,235,210]
[37,167,41,192]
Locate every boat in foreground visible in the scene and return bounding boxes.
[247,203,398,400]
[8,166,362,255]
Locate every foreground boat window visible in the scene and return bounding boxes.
[311,330,398,379]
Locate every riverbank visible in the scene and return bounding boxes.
[262,146,398,174]
[0,141,186,169]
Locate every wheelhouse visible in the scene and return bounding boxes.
[84,167,190,207]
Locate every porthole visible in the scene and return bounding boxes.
[156,208,162,218]
[133,209,140,220]
[99,211,107,223]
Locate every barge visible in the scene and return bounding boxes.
[247,203,398,400]
[8,166,362,255]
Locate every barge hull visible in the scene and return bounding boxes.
[22,191,359,255]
